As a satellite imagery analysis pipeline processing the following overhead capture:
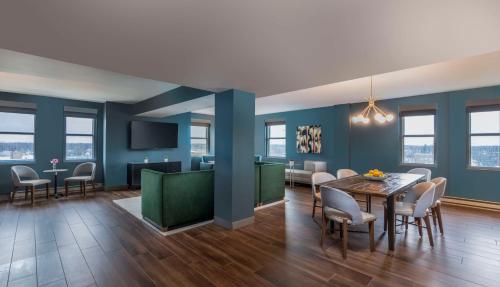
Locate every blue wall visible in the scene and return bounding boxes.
[0,92,104,194]
[255,105,351,173]
[103,102,191,187]
[255,86,500,202]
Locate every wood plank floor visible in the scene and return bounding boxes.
[1,186,500,287]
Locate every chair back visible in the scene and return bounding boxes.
[320,185,363,225]
[430,177,447,205]
[337,169,358,179]
[413,182,436,218]
[311,172,336,199]
[73,162,96,180]
[11,165,39,187]
[408,168,431,182]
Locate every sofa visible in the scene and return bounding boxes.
[285,160,327,185]
[141,169,214,231]
[255,162,285,206]
[199,154,263,170]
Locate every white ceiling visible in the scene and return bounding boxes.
[192,50,500,115]
[0,49,179,103]
[1,1,500,99]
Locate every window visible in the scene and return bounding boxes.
[0,112,35,161]
[266,122,286,158]
[401,113,435,165]
[468,108,500,169]
[191,123,210,155]
[65,116,95,160]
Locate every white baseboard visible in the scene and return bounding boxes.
[254,199,286,211]
[441,196,500,212]
[214,215,255,230]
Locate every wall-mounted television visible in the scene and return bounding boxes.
[130,121,178,149]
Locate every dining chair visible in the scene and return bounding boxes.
[407,168,431,182]
[384,182,436,247]
[320,185,376,259]
[430,177,447,234]
[11,166,51,205]
[311,172,336,218]
[64,162,96,197]
[336,169,358,179]
[336,168,372,212]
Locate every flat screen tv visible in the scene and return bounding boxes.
[130,121,178,149]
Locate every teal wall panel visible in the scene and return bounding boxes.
[0,92,104,194]
[254,105,351,173]
[255,86,500,202]
[103,102,191,187]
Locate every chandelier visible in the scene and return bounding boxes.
[351,76,394,124]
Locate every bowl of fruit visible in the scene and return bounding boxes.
[363,169,388,181]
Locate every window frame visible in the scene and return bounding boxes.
[399,110,437,167]
[64,114,96,162]
[190,122,210,156]
[265,121,286,158]
[466,105,500,171]
[0,110,36,164]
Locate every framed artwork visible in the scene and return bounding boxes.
[296,125,321,154]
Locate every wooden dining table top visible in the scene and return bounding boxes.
[317,173,425,197]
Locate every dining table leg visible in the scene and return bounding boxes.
[386,194,396,251]
[53,173,59,199]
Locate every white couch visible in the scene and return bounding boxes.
[285,160,327,185]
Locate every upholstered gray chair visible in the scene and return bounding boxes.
[64,162,96,197]
[311,172,336,218]
[384,182,436,247]
[430,177,447,234]
[11,165,51,205]
[320,185,376,259]
[336,169,358,179]
[408,168,431,182]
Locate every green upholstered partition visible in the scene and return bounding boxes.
[255,164,261,206]
[141,169,214,230]
[255,162,285,205]
[141,169,164,227]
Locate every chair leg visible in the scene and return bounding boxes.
[342,219,348,259]
[92,181,96,194]
[25,187,28,200]
[416,218,423,237]
[79,182,83,194]
[383,206,387,232]
[312,198,316,218]
[431,208,437,226]
[423,214,434,247]
[369,221,375,252]
[65,181,69,197]
[30,186,34,205]
[11,186,16,203]
[83,182,86,198]
[436,204,444,234]
[320,210,327,246]
[46,183,49,199]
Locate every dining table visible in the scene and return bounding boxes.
[316,173,424,251]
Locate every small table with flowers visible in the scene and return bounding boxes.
[43,161,68,199]
[42,169,68,198]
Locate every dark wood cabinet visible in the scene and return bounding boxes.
[127,161,181,188]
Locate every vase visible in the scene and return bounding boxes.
[52,163,56,170]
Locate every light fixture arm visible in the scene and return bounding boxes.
[351,75,394,124]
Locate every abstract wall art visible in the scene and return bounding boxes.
[296,125,321,154]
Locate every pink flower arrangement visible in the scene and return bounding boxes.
[50,158,59,165]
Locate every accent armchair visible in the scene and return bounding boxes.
[64,162,96,197]
[11,165,51,205]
